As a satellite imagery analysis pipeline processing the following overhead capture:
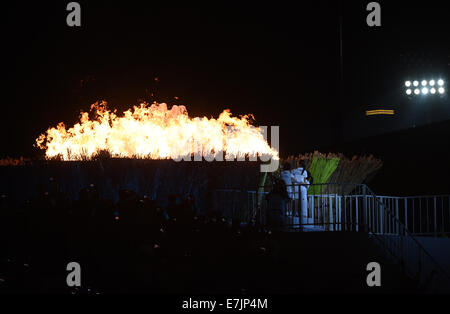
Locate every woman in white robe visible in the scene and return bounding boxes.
[280,163,295,217]
[280,164,294,200]
[292,166,310,226]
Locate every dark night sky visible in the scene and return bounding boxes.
[2,1,449,158]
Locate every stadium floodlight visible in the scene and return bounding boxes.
[404,77,445,97]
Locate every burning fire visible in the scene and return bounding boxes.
[36,101,279,161]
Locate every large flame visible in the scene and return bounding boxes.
[36,101,279,161]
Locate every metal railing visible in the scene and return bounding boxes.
[374,195,450,236]
[212,183,450,292]
[232,185,450,236]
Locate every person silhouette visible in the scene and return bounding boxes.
[292,161,310,228]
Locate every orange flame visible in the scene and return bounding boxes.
[36,101,279,161]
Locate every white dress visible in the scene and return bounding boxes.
[280,170,294,199]
[292,167,310,224]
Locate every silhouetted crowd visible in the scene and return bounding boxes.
[0,180,285,294]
